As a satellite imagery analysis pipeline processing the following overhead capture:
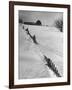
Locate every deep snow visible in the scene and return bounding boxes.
[18,24,63,79]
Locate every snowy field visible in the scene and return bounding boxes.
[18,24,63,79]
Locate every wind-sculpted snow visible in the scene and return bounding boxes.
[18,24,63,79]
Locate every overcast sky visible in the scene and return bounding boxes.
[19,10,63,26]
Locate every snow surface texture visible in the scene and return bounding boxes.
[18,24,63,79]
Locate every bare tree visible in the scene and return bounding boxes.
[54,19,63,32]
[19,18,23,23]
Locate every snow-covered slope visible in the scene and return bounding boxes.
[18,24,63,79]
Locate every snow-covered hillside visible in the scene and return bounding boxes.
[18,24,63,79]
